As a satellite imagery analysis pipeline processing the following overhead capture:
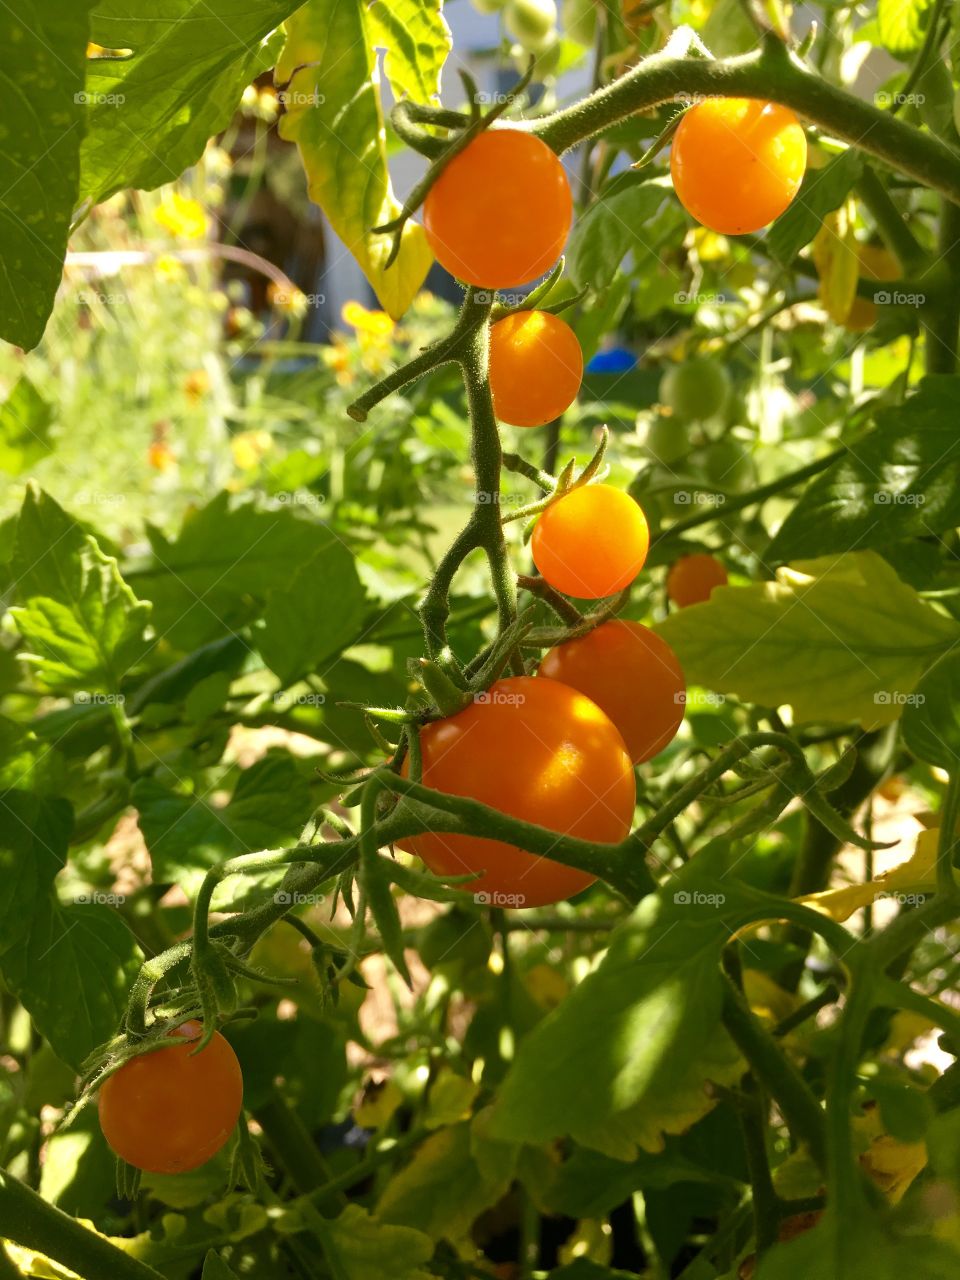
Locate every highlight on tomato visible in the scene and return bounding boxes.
[539,620,686,763]
[401,675,636,908]
[531,483,650,599]
[423,130,573,288]
[489,309,583,427]
[667,552,728,607]
[98,1021,243,1174]
[670,97,807,235]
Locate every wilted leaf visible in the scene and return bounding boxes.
[324,1204,434,1280]
[798,827,937,921]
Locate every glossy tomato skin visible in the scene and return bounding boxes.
[423,130,572,288]
[670,98,806,235]
[539,621,686,763]
[489,310,583,427]
[402,676,635,908]
[667,553,728,607]
[531,484,649,599]
[98,1022,243,1174]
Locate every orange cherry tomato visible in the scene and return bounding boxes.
[667,553,728,607]
[401,675,635,908]
[531,484,650,599]
[423,130,573,288]
[670,98,807,235]
[539,620,686,763]
[489,310,583,427]
[98,1021,243,1174]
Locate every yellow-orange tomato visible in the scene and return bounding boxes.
[667,553,728,607]
[539,620,685,763]
[401,676,635,908]
[98,1022,243,1174]
[489,310,583,427]
[423,130,572,288]
[670,98,807,235]
[531,484,649,599]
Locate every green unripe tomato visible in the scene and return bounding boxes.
[471,0,508,13]
[644,415,694,466]
[700,438,753,492]
[659,358,731,423]
[505,0,558,51]
[561,0,596,46]
[511,35,561,79]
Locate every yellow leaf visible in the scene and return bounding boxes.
[797,827,937,922]
[813,198,860,324]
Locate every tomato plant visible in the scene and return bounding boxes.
[4,3,960,1280]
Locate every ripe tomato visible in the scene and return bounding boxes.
[489,310,583,427]
[670,98,807,235]
[660,358,730,423]
[539,620,686,763]
[98,1021,243,1174]
[667,553,728,607]
[423,130,572,289]
[531,484,649,599]
[401,675,635,908]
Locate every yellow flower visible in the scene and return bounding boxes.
[154,193,208,240]
[155,254,185,281]
[232,430,273,471]
[341,300,394,337]
[147,441,176,472]
[183,369,210,401]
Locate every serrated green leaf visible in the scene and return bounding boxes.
[656,553,959,729]
[368,0,451,103]
[0,792,142,1070]
[80,1,295,206]
[756,1206,960,1279]
[0,2,94,349]
[324,1204,434,1280]
[259,541,366,684]
[567,175,676,290]
[767,377,960,564]
[767,148,863,266]
[485,859,790,1159]
[902,650,960,768]
[877,0,934,58]
[377,1122,512,1241]
[275,1,436,319]
[0,378,54,475]
[10,486,150,693]
[135,491,341,650]
[133,754,314,889]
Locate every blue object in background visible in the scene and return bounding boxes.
[586,346,636,374]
